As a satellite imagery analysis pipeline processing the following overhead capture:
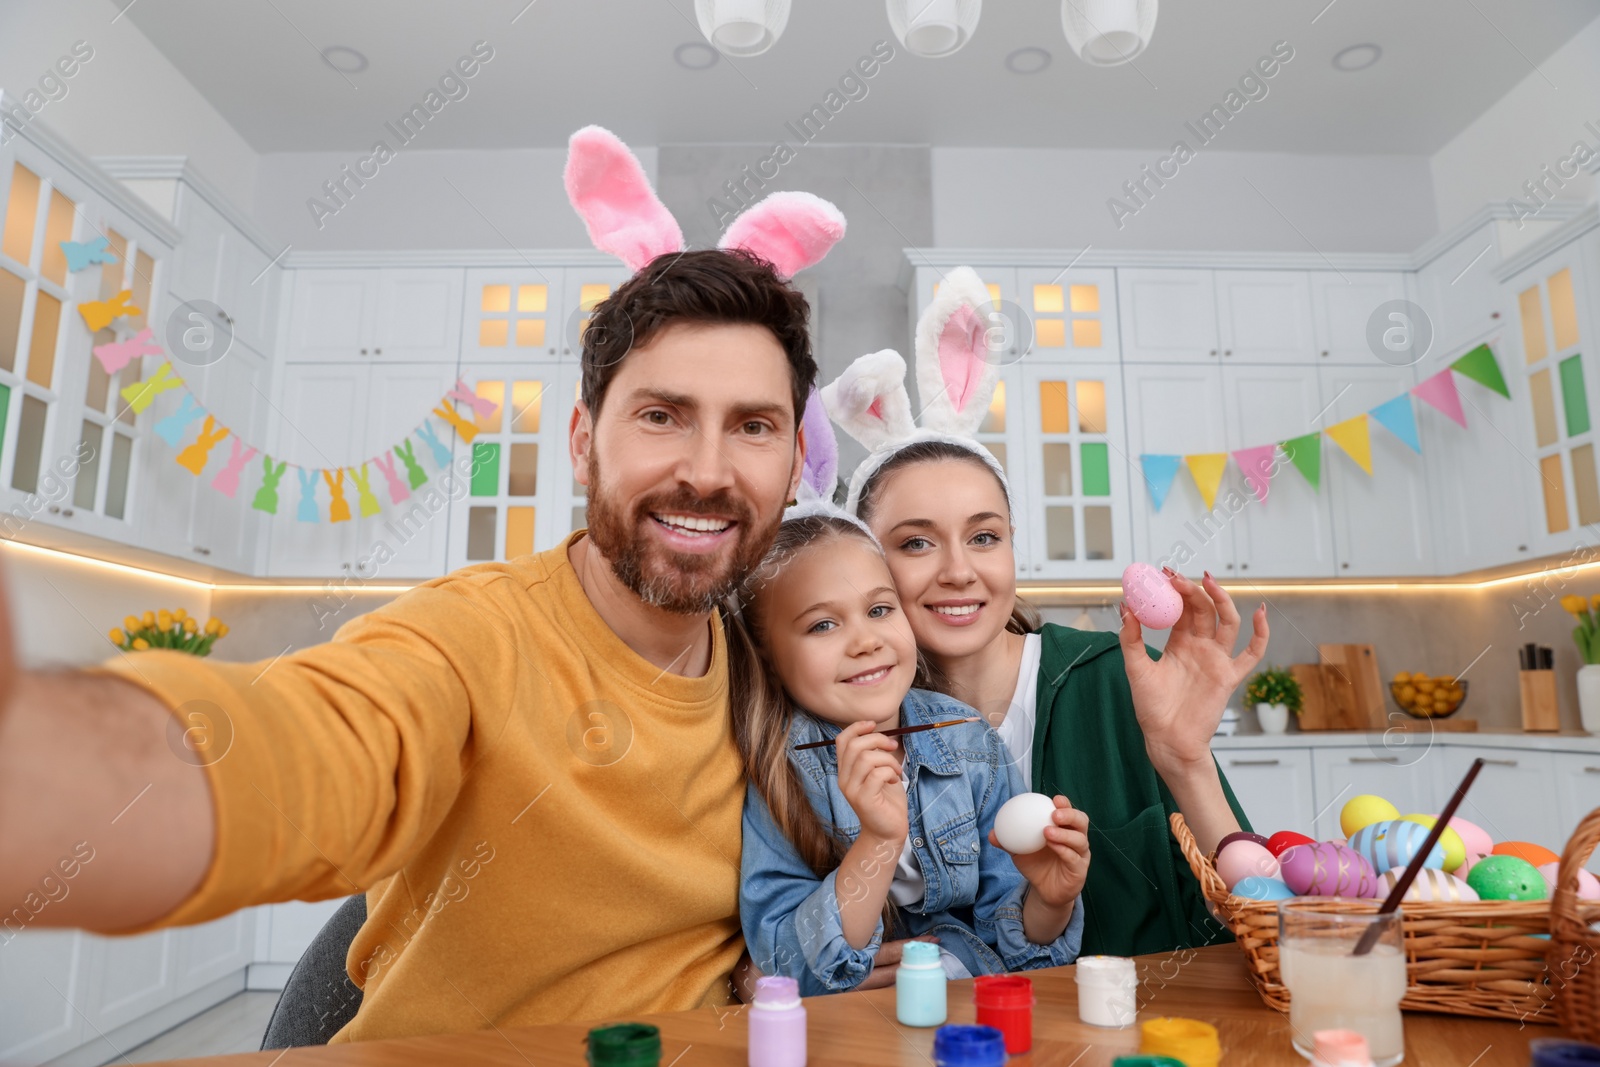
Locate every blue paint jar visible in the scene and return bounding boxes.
[932,1024,1007,1067]
[895,940,947,1027]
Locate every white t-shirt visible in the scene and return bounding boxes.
[994,631,1043,788]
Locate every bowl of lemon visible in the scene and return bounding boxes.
[1390,672,1469,719]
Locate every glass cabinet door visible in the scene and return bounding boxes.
[462,270,565,362]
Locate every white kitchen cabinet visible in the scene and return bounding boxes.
[1415,224,1507,358]
[1117,269,1220,364]
[1220,366,1336,578]
[1015,267,1120,365]
[1308,271,1411,365]
[1216,749,1315,836]
[1214,270,1315,364]
[460,265,632,364]
[266,361,459,579]
[79,928,177,1035]
[1436,747,1560,850]
[1123,364,1237,576]
[1554,752,1600,876]
[1016,362,1130,579]
[286,269,463,362]
[1504,237,1600,560]
[264,898,347,966]
[172,909,258,998]
[0,929,86,1065]
[1318,364,1433,576]
[979,365,1032,581]
[1309,748,1437,843]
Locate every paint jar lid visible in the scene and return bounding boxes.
[1076,955,1138,984]
[902,940,943,967]
[932,1024,1007,1066]
[974,974,1035,1008]
[1112,1058,1187,1067]
[586,1023,662,1067]
[1531,1039,1600,1067]
[753,976,801,1010]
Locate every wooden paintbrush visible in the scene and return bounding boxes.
[793,717,982,752]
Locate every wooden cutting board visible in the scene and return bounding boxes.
[1294,644,1388,730]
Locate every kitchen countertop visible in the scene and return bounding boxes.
[1212,727,1600,752]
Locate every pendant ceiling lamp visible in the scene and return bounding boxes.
[1060,0,1157,66]
[886,0,982,59]
[695,0,791,57]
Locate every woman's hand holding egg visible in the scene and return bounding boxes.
[834,720,908,845]
[990,793,1090,909]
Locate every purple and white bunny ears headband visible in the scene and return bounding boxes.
[784,388,879,542]
[564,125,847,279]
[821,267,1014,518]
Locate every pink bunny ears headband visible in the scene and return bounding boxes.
[564,125,847,279]
[821,266,1013,517]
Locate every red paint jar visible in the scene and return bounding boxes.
[973,975,1034,1054]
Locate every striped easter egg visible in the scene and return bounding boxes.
[1379,865,1479,902]
[1348,819,1446,874]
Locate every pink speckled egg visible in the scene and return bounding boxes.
[1279,841,1378,898]
[1537,862,1600,900]
[1216,840,1280,891]
[1379,866,1479,902]
[1457,852,1487,879]
[1122,563,1182,630]
[1447,816,1493,858]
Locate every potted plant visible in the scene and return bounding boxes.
[1244,666,1302,735]
[110,608,229,656]
[1561,595,1600,733]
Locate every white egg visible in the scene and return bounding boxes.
[994,792,1057,854]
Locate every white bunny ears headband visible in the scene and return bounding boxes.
[564,125,847,280]
[822,267,1013,518]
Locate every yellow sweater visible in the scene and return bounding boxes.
[104,533,744,1041]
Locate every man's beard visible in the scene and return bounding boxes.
[583,450,781,616]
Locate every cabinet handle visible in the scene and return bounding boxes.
[1348,757,1399,764]
[1583,767,1600,774]
[1518,544,1528,552]
[1228,759,1281,766]
[1491,311,1501,320]
[62,508,73,517]
[1341,562,1350,569]
[360,348,368,356]
[1225,562,1234,570]
[1320,350,1329,358]
[374,348,382,355]
[47,505,60,514]
[1240,562,1249,570]
[1481,758,1518,767]
[1209,349,1218,357]
[1033,564,1042,572]
[1223,349,1232,357]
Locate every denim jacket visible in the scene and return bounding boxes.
[740,688,1084,995]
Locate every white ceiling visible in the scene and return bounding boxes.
[123,0,1600,155]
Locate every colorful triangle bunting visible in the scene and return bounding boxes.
[1185,453,1228,511]
[1369,394,1420,454]
[1325,415,1373,475]
[1451,343,1510,398]
[1413,369,1467,428]
[1232,444,1277,505]
[1140,454,1183,512]
[1280,433,1322,490]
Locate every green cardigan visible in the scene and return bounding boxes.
[1030,623,1251,958]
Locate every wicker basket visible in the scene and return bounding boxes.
[1171,812,1600,1023]
[1549,806,1600,1039]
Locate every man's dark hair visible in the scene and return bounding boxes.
[581,248,816,426]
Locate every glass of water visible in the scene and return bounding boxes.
[1278,900,1407,1066]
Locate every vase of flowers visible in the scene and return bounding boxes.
[1244,666,1302,735]
[1561,595,1600,733]
[110,608,229,656]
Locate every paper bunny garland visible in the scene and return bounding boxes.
[564,125,847,280]
[822,266,1013,516]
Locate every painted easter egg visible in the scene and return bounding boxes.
[1466,855,1547,902]
[1537,862,1600,901]
[1340,795,1400,838]
[1397,814,1467,872]
[994,792,1056,854]
[1231,875,1296,902]
[1378,866,1479,902]
[1349,819,1446,874]
[1457,852,1487,879]
[1492,841,1561,868]
[1267,830,1315,857]
[1216,841,1280,891]
[1279,842,1377,898]
[1122,563,1182,630]
[1216,831,1272,854]
[1449,816,1493,858]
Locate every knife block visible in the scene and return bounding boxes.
[1519,670,1560,732]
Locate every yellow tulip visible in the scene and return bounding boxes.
[175,608,188,622]
[1562,594,1588,615]
[205,618,221,635]
[158,609,174,630]
[123,614,140,632]
[184,617,197,632]
[218,623,230,637]
[132,637,149,650]
[1590,594,1600,613]
[142,611,155,627]
[109,628,124,645]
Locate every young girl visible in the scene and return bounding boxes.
[729,401,1086,994]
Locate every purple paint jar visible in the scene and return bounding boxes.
[748,975,806,1067]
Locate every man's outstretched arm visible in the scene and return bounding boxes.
[0,668,215,931]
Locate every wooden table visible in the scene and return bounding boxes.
[162,946,1561,1066]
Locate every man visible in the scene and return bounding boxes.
[0,249,814,1041]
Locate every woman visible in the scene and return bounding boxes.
[821,266,1269,959]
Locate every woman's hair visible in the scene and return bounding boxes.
[855,439,1042,637]
[724,513,907,932]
